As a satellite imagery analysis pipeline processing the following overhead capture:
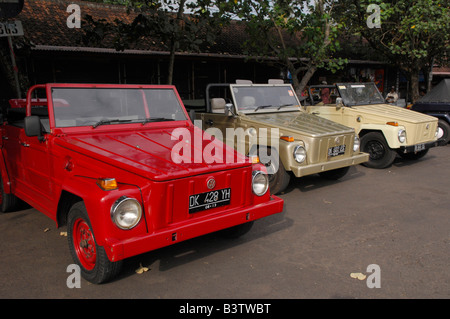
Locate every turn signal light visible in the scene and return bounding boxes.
[249,155,260,164]
[280,136,294,142]
[96,178,118,191]
[386,121,399,126]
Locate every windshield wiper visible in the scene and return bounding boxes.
[254,105,273,112]
[141,117,175,125]
[92,119,132,128]
[277,103,293,110]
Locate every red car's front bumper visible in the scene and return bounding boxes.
[104,195,284,262]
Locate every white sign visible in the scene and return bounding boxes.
[0,20,23,37]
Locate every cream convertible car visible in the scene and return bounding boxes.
[305,83,442,169]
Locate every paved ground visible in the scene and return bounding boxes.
[1,144,449,301]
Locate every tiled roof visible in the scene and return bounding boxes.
[16,0,248,57]
[433,67,450,75]
[14,0,403,65]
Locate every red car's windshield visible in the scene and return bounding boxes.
[51,87,187,127]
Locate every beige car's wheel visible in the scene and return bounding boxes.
[258,147,290,194]
[360,132,397,169]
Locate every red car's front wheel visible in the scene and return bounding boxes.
[72,218,97,271]
[67,202,122,284]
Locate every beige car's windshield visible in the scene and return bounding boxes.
[336,83,385,106]
[231,85,301,113]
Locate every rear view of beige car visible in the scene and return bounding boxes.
[194,81,368,194]
[305,83,441,169]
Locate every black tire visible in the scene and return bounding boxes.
[398,149,429,160]
[258,147,290,194]
[360,132,397,169]
[319,166,350,180]
[67,202,122,284]
[437,119,450,144]
[0,176,19,213]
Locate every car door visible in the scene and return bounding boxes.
[17,123,56,216]
[1,124,25,193]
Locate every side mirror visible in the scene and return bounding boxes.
[336,97,344,109]
[225,103,235,116]
[24,116,45,141]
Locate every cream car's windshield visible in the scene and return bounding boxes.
[336,83,385,106]
[231,85,301,114]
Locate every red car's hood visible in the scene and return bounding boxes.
[56,125,249,181]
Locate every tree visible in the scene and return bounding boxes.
[0,36,31,99]
[336,0,450,103]
[82,0,231,84]
[231,0,347,95]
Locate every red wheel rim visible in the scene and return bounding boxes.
[73,218,97,271]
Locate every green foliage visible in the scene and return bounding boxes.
[81,0,232,83]
[335,0,449,101]
[336,0,449,70]
[82,0,231,52]
[230,0,347,91]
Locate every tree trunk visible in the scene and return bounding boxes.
[167,43,176,85]
[0,39,28,99]
[166,0,186,85]
[0,48,19,98]
[409,69,420,104]
[294,65,317,97]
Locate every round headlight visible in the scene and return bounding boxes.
[293,145,306,163]
[111,196,142,230]
[353,136,360,152]
[436,127,441,138]
[252,171,269,196]
[398,129,406,143]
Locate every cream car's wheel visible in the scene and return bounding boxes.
[437,120,449,144]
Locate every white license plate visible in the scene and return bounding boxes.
[414,144,425,152]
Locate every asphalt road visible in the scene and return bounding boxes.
[1,145,449,301]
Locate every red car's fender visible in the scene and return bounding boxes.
[59,174,148,250]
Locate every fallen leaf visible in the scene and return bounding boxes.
[60,231,67,237]
[350,272,366,280]
[135,263,149,274]
[43,228,50,233]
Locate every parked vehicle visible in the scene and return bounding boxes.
[193,81,368,194]
[410,78,450,144]
[306,82,441,169]
[0,83,284,284]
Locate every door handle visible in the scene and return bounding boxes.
[19,141,30,147]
